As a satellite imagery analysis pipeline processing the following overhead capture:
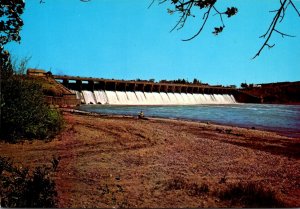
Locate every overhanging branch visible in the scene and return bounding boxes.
[252,0,298,59]
[182,5,213,41]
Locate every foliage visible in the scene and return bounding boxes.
[0,0,24,45]
[219,182,285,207]
[193,78,201,84]
[0,0,25,77]
[0,156,58,208]
[159,78,203,85]
[0,50,14,80]
[98,183,130,208]
[164,177,209,196]
[186,182,209,196]
[154,0,238,40]
[240,83,248,89]
[12,56,32,75]
[0,75,64,141]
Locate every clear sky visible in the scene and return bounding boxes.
[6,0,300,86]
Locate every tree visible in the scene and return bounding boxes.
[0,0,25,78]
[1,74,64,141]
[151,0,300,58]
[0,0,24,46]
[240,83,248,89]
[0,3,63,141]
[193,78,201,84]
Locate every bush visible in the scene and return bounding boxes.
[187,182,209,196]
[0,156,58,207]
[0,75,63,141]
[164,177,209,196]
[219,182,285,207]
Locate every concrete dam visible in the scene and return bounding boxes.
[53,75,260,105]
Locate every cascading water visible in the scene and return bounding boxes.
[72,90,237,105]
[94,90,108,104]
[126,91,139,105]
[82,90,97,104]
[167,93,178,104]
[144,92,157,105]
[180,93,191,104]
[160,92,171,104]
[135,91,147,104]
[105,91,119,104]
[116,91,129,104]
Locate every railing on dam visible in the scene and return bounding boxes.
[53,75,236,95]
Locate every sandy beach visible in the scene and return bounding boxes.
[0,110,299,207]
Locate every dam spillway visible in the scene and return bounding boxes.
[71,90,237,105]
[53,75,240,105]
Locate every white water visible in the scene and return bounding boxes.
[105,90,119,105]
[94,90,108,104]
[82,90,97,104]
[72,90,237,105]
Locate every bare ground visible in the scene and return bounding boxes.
[0,111,299,208]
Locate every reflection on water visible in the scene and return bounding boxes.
[78,104,300,137]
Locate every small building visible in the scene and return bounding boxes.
[27,69,46,77]
[252,84,261,88]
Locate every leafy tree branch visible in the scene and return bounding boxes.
[0,0,25,74]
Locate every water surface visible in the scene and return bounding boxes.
[78,104,300,138]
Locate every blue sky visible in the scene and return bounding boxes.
[7,0,300,86]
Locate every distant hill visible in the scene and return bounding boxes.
[240,81,300,104]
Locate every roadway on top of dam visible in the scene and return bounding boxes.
[53,75,234,90]
[53,75,261,102]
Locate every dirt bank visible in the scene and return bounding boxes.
[0,111,299,207]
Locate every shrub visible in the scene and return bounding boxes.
[165,177,186,190]
[187,182,209,196]
[0,75,64,141]
[0,156,58,208]
[219,182,285,207]
[164,177,209,196]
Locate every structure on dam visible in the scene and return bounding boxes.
[26,69,260,106]
[52,74,260,105]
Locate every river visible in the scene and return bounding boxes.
[78,104,300,138]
